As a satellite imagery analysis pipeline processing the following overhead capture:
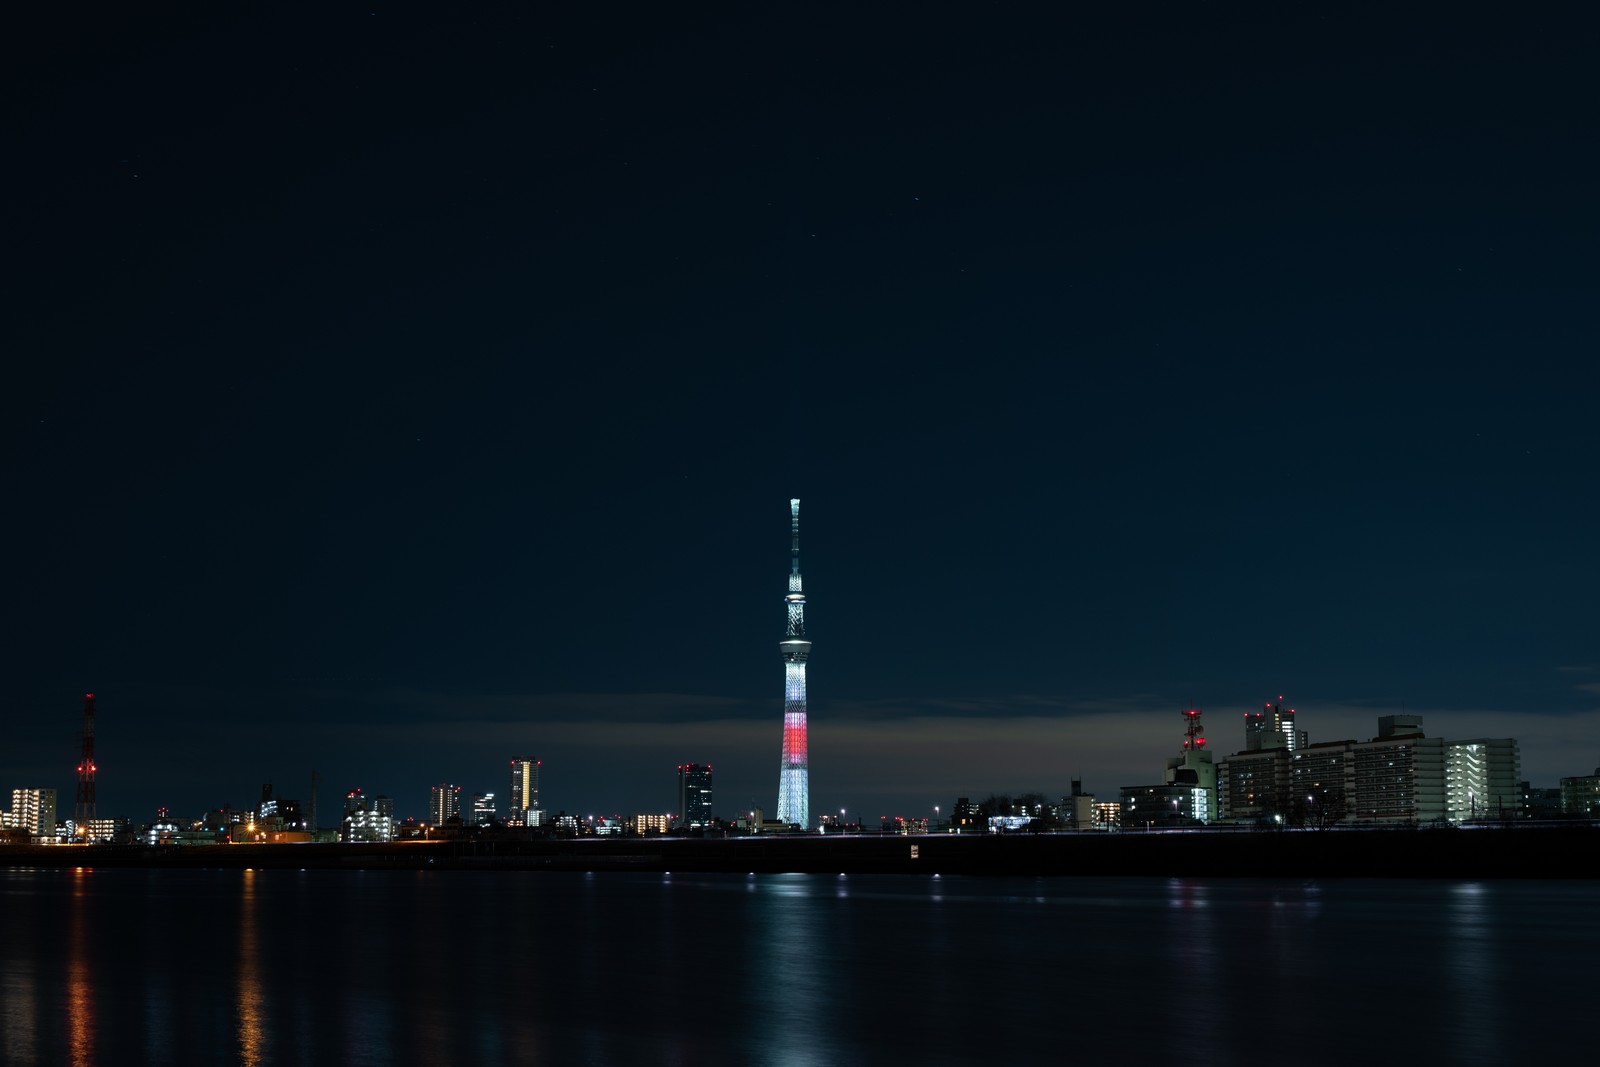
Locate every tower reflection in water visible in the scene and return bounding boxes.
[67,868,94,1067]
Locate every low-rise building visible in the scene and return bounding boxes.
[342,789,396,843]
[1560,766,1600,817]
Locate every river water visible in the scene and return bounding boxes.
[1,868,1592,1065]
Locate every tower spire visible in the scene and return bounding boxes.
[776,498,810,827]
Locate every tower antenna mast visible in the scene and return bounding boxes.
[776,498,811,828]
[75,693,97,840]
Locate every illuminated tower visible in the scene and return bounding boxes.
[1266,698,1307,751]
[509,758,541,825]
[776,498,810,828]
[678,763,714,828]
[1164,707,1217,822]
[429,784,461,825]
[75,693,97,838]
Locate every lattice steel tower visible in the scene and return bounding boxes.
[776,498,810,827]
[75,692,97,837]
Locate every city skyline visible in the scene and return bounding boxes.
[8,7,1600,820]
[0,686,1582,829]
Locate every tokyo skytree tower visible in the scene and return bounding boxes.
[776,498,810,827]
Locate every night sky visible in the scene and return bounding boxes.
[8,5,1599,824]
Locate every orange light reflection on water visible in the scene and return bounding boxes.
[237,869,264,1066]
[67,869,94,1067]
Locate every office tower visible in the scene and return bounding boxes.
[508,758,541,825]
[10,788,57,838]
[1264,699,1307,751]
[75,693,97,837]
[1243,706,1269,749]
[429,784,461,825]
[677,763,714,828]
[470,793,496,826]
[776,498,810,828]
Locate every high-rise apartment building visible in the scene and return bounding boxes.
[10,788,57,838]
[1261,699,1308,751]
[1217,747,1292,822]
[1291,741,1351,825]
[1445,738,1521,821]
[430,784,461,825]
[508,758,541,826]
[470,793,496,826]
[1262,716,1523,826]
[678,763,714,828]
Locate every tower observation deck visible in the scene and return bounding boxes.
[776,498,810,828]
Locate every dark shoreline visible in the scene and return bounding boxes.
[3,825,1596,878]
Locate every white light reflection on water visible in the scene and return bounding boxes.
[747,875,838,1067]
[1445,882,1508,1064]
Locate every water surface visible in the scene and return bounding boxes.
[1,868,1591,1065]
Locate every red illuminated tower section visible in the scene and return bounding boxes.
[1164,706,1217,823]
[75,693,97,838]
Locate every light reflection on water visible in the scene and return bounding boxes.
[0,868,1594,1065]
[66,869,93,1067]
[236,870,263,1067]
[1446,882,1507,1065]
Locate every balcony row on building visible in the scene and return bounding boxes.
[1213,715,1521,827]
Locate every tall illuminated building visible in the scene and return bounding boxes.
[776,498,810,828]
[10,788,57,838]
[1265,698,1307,751]
[678,763,713,828]
[508,758,541,826]
[430,784,461,825]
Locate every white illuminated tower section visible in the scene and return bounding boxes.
[776,498,810,827]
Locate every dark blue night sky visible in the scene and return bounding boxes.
[7,5,1599,822]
